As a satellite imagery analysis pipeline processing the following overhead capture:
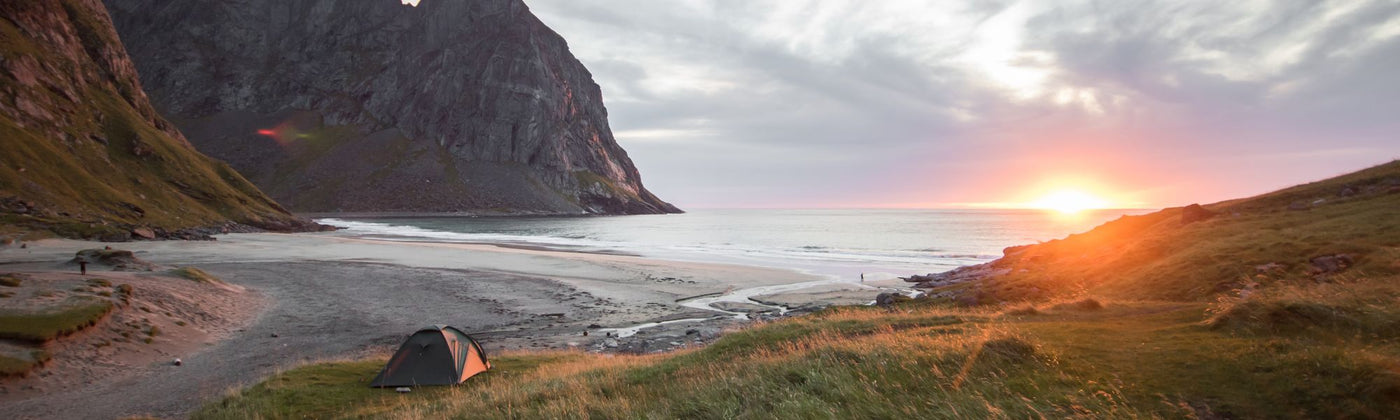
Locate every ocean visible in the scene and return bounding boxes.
[318,208,1148,282]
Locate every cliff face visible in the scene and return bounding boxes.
[0,0,320,240]
[104,0,679,215]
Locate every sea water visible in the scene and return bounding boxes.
[317,209,1148,282]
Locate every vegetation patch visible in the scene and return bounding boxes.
[0,273,23,287]
[0,349,51,378]
[0,297,115,343]
[1002,305,1040,316]
[170,267,223,285]
[1050,297,1104,311]
[1204,279,1400,339]
[195,355,577,419]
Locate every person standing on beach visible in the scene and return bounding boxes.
[79,260,87,275]
[860,273,864,282]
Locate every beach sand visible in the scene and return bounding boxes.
[0,232,908,419]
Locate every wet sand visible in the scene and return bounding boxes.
[0,232,907,419]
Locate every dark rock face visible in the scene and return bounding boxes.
[904,263,1010,289]
[0,0,322,238]
[104,0,679,215]
[1309,254,1353,276]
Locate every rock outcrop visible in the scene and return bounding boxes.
[0,0,322,240]
[104,0,679,215]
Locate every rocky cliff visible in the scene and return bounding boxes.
[0,0,322,240]
[104,0,679,215]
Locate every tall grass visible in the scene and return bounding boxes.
[198,294,1400,418]
[0,297,114,343]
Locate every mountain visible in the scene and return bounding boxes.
[0,0,323,240]
[102,0,679,215]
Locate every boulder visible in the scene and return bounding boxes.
[1309,254,1353,275]
[1002,244,1032,257]
[1254,262,1286,275]
[131,227,156,240]
[875,292,909,306]
[901,274,935,283]
[910,263,1011,289]
[72,248,155,271]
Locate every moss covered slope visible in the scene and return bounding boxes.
[0,0,319,240]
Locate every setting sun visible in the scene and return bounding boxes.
[1029,189,1111,214]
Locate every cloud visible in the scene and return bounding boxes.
[525,0,1400,209]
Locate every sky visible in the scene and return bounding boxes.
[439,0,1399,209]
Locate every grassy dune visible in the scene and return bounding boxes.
[198,162,1400,418]
[0,297,115,343]
[0,350,50,378]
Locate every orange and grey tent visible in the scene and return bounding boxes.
[370,325,491,387]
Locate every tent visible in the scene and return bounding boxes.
[370,325,491,388]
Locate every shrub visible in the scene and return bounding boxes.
[0,274,23,287]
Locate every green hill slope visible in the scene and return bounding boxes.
[921,159,1400,303]
[0,0,319,240]
[198,162,1400,418]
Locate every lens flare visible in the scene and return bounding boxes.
[1029,190,1110,214]
[254,123,300,148]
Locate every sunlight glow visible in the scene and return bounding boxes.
[960,2,1051,99]
[1028,189,1111,214]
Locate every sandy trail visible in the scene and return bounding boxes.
[0,232,899,419]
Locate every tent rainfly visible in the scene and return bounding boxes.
[370,325,491,388]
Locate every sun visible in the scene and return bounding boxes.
[1029,189,1111,214]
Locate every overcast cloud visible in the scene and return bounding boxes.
[517,0,1400,209]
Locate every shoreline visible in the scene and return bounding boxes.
[0,231,911,419]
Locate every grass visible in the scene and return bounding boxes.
[195,295,1400,418]
[0,297,115,343]
[1204,275,1400,339]
[195,355,579,419]
[929,160,1400,304]
[0,350,51,378]
[197,292,1400,419]
[170,267,223,285]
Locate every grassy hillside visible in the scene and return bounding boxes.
[198,162,1400,418]
[0,0,314,240]
[927,160,1400,303]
